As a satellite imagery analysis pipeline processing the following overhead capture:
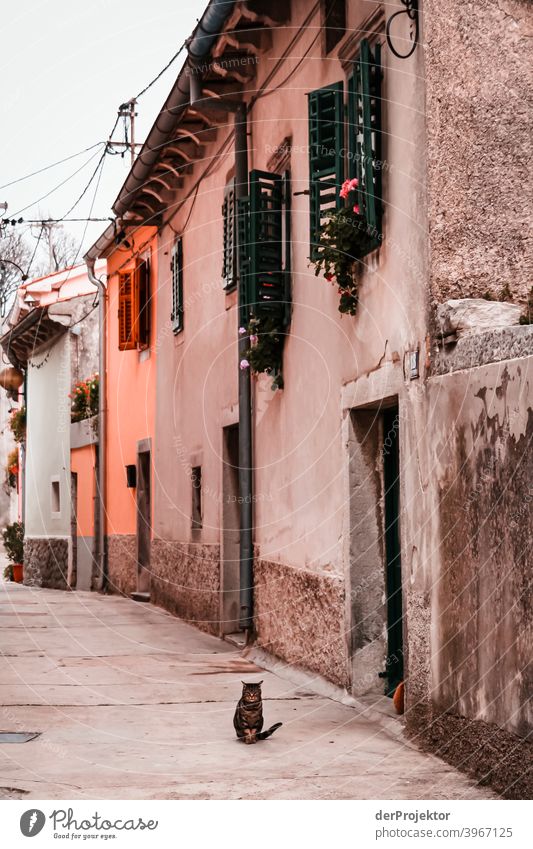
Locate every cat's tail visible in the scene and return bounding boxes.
[257,722,283,740]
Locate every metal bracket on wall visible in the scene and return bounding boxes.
[386,1,419,60]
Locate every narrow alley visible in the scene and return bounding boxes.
[0,583,494,801]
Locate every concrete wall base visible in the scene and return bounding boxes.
[151,538,220,635]
[23,537,69,590]
[254,558,349,689]
[408,707,533,800]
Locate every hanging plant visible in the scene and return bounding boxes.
[240,316,284,391]
[9,406,26,443]
[312,178,378,315]
[6,448,19,490]
[70,374,99,422]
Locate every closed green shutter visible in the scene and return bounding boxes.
[222,179,236,290]
[170,237,183,333]
[348,40,382,241]
[308,81,344,258]
[249,169,284,319]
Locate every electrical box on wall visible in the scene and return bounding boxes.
[125,464,137,488]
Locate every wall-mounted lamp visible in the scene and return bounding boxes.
[125,464,137,488]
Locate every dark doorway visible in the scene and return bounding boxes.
[136,450,151,594]
[222,424,240,634]
[382,407,403,695]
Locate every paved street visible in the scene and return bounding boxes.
[0,582,494,800]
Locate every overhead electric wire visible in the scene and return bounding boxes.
[134,40,188,100]
[9,145,106,218]
[59,148,108,221]
[0,142,104,191]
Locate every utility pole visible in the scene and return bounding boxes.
[107,99,141,165]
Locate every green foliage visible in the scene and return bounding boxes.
[2,521,24,564]
[9,406,26,443]
[70,374,99,422]
[312,208,377,315]
[245,316,284,390]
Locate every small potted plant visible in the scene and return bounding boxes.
[2,521,24,583]
[5,448,19,490]
[9,406,26,444]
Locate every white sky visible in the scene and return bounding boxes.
[0,0,205,262]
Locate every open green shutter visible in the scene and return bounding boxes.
[249,169,284,320]
[308,81,344,258]
[237,195,251,323]
[222,179,236,289]
[348,40,382,240]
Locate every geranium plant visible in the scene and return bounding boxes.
[312,178,378,315]
[240,317,284,391]
[6,448,19,490]
[9,406,26,443]
[70,374,99,423]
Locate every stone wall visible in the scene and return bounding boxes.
[254,558,349,689]
[151,539,220,635]
[106,534,137,597]
[423,0,532,305]
[23,537,69,590]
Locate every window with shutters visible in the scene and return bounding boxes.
[308,82,344,258]
[170,237,183,334]
[222,179,236,290]
[238,169,291,327]
[118,271,137,350]
[308,38,382,256]
[118,257,151,351]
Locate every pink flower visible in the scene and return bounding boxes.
[348,177,359,190]
[353,204,360,214]
[325,273,334,282]
[249,334,259,346]
[240,359,250,370]
[339,179,351,199]
[239,326,247,335]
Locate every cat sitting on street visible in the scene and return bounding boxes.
[233,681,282,744]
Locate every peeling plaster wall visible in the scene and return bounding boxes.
[423,0,533,304]
[429,356,532,738]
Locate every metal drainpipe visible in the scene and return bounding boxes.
[235,103,253,632]
[86,259,107,592]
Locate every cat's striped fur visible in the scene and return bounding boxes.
[233,681,282,744]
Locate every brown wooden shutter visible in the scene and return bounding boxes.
[118,271,137,350]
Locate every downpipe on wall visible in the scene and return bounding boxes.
[235,104,254,632]
[85,259,107,592]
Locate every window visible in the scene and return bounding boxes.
[191,466,202,530]
[323,0,346,54]
[117,256,151,351]
[170,237,184,334]
[222,179,237,290]
[237,169,291,327]
[51,479,60,514]
[308,39,383,255]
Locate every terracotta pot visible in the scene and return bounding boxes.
[0,366,24,392]
[393,681,405,715]
[12,563,23,583]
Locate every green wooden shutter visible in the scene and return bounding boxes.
[170,237,183,333]
[308,81,344,258]
[348,40,382,242]
[222,179,236,290]
[249,169,284,320]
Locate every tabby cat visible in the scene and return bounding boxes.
[233,681,282,744]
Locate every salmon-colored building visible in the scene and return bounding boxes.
[85,226,158,597]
